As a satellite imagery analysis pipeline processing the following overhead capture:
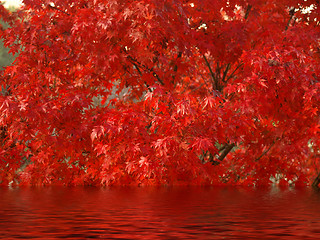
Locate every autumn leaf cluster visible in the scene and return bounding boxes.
[0,0,319,186]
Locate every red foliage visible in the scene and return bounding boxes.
[0,0,319,186]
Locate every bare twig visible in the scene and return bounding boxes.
[127,55,164,86]
[127,57,152,91]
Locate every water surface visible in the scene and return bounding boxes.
[0,186,319,239]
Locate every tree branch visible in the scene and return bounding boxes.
[285,7,295,31]
[218,143,235,161]
[173,51,182,75]
[218,144,227,152]
[127,57,152,91]
[226,62,243,81]
[203,54,219,90]
[221,63,231,83]
[245,5,252,20]
[127,55,164,86]
[312,172,320,188]
[204,143,235,166]
[48,5,70,16]
[130,60,142,75]
[255,141,275,162]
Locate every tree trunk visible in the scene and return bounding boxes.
[312,172,320,188]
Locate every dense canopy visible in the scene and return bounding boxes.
[0,0,319,186]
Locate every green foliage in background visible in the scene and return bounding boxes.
[0,4,18,69]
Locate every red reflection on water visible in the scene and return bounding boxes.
[0,186,319,239]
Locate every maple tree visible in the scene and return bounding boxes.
[0,0,319,187]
